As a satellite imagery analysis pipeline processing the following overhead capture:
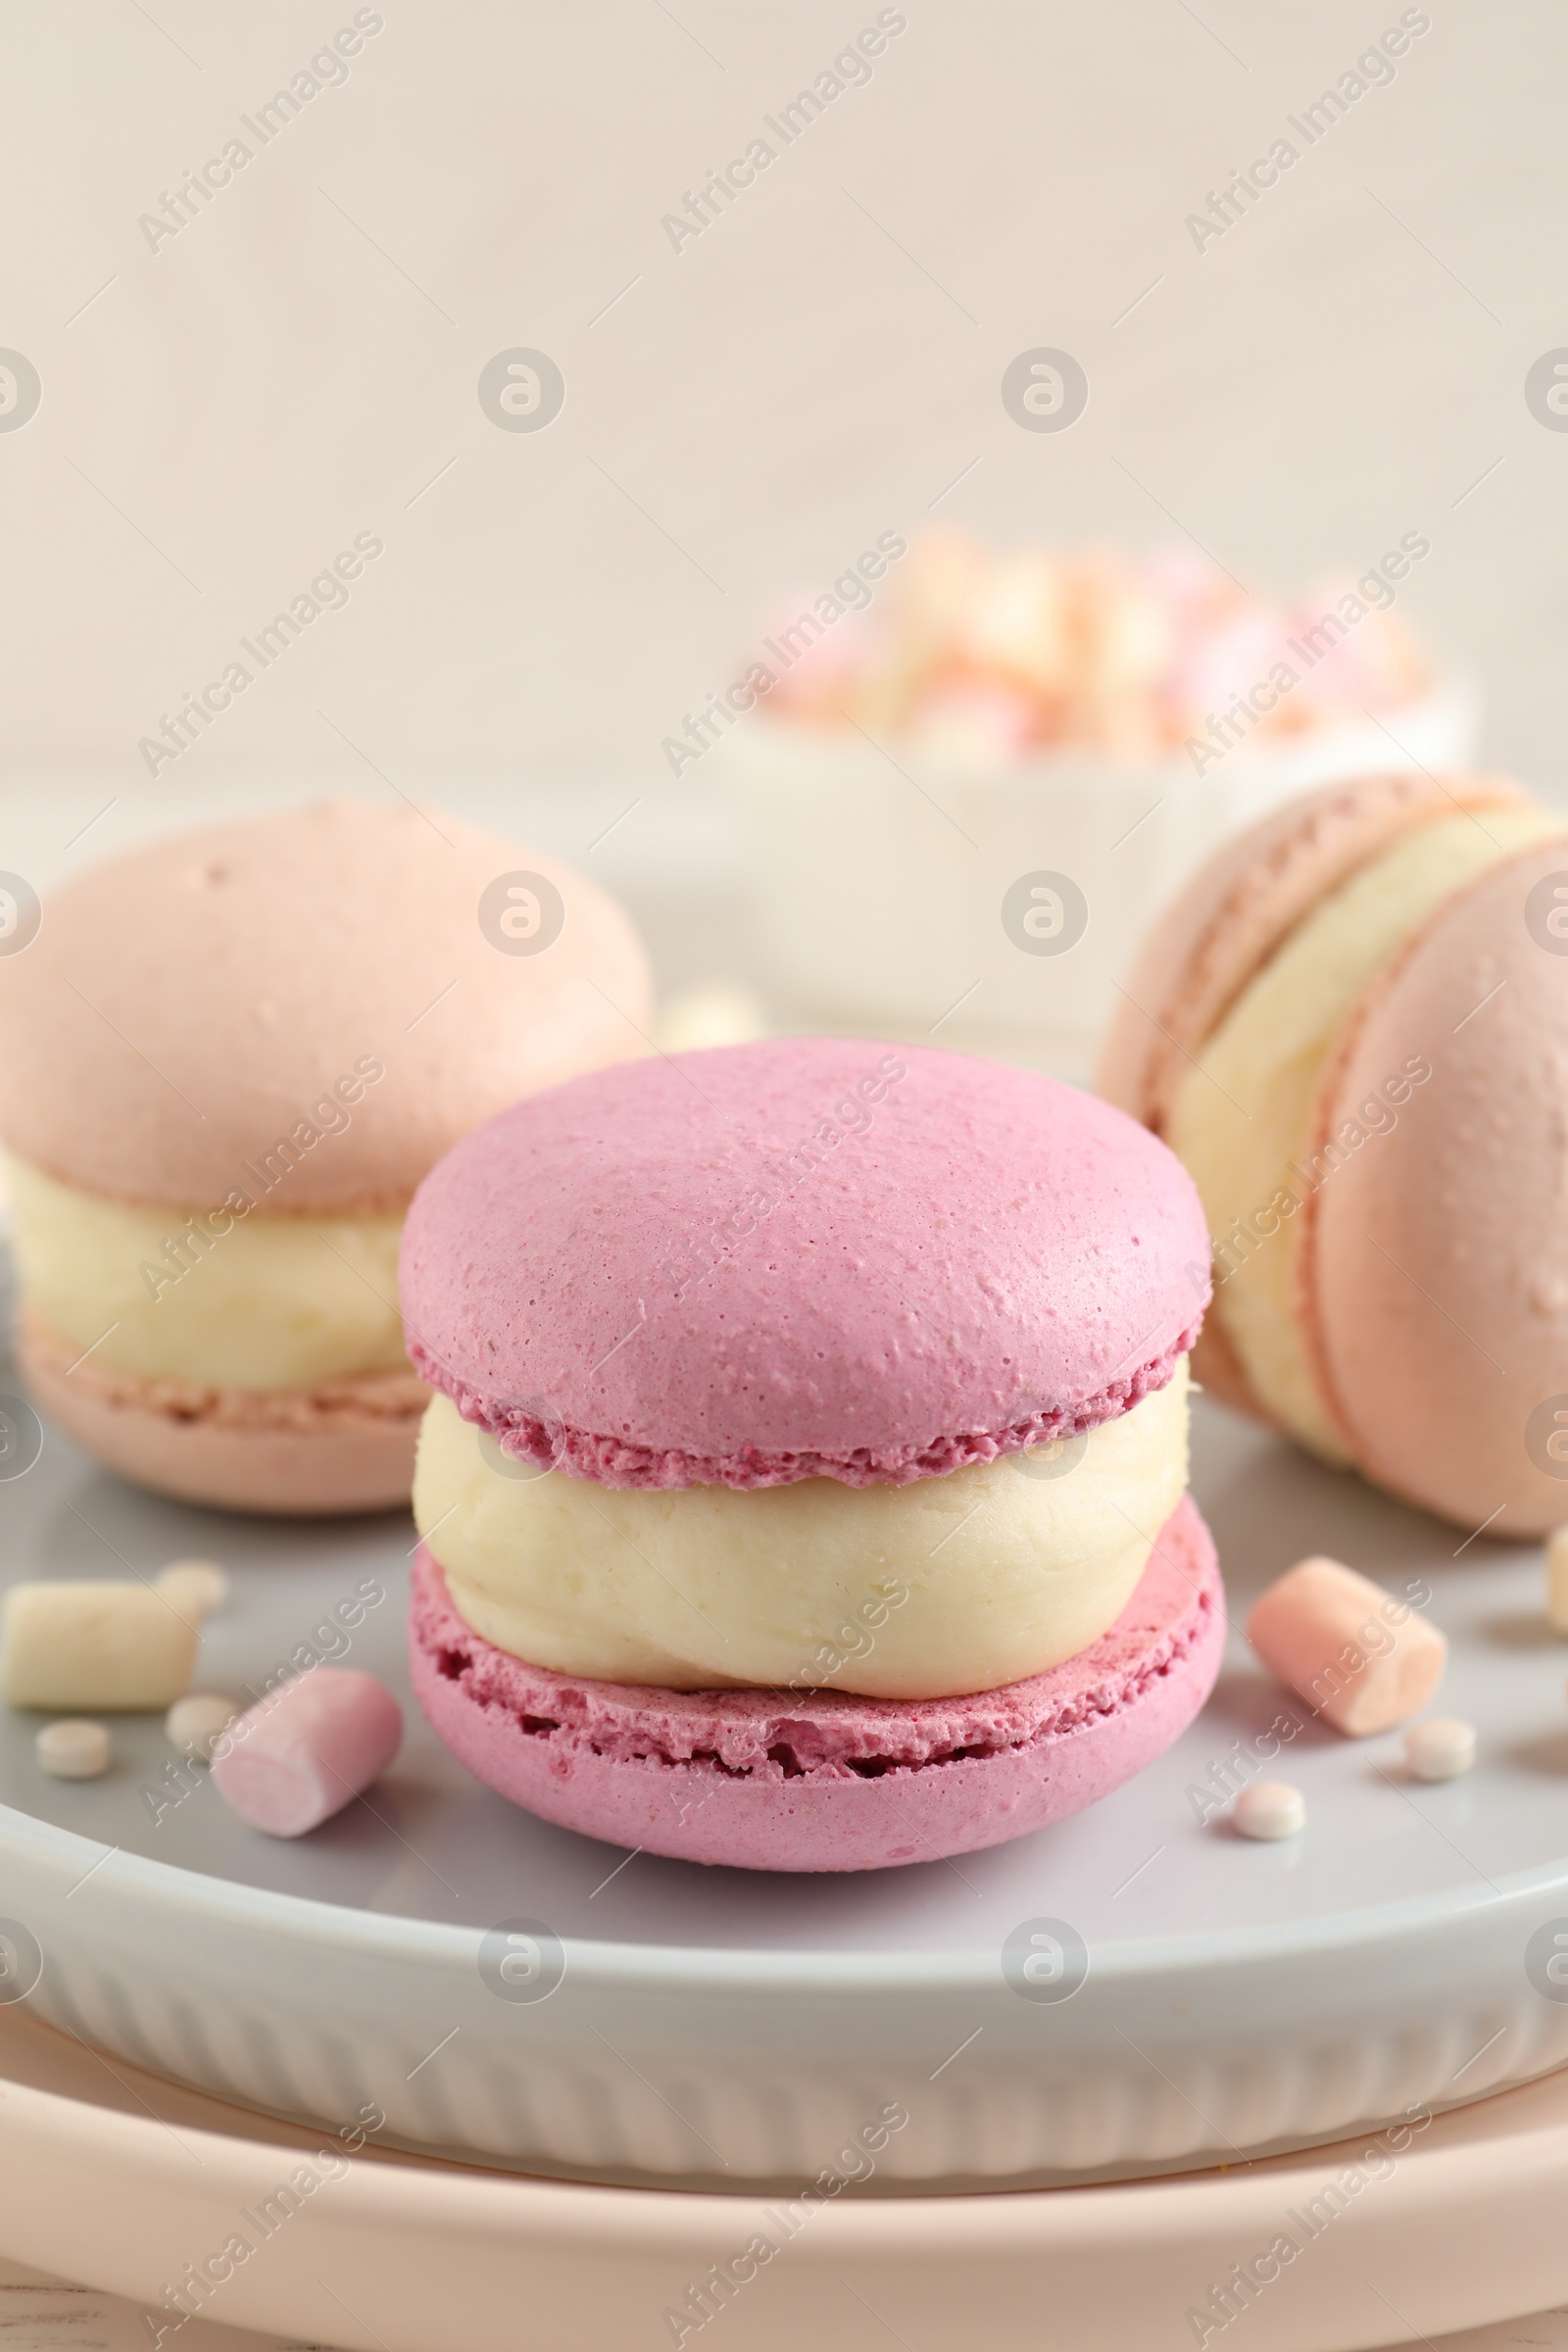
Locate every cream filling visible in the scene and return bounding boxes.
[413,1361,1190,1699]
[1169,806,1562,1457]
[5,1154,407,1390]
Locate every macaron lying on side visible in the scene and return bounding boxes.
[400,1037,1225,1872]
[1098,771,1568,1536]
[0,800,651,1515]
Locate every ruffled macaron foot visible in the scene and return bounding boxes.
[18,1305,428,1516]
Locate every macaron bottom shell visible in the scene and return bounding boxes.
[19,1305,426,1516]
[407,1494,1224,1873]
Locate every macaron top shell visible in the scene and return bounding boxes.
[0,800,651,1212]
[399,1038,1209,1489]
[1301,836,1568,1537]
[1097,771,1533,1140]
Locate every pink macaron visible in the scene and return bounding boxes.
[400,1039,1224,1871]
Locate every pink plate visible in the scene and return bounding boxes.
[2,1999,1568,2352]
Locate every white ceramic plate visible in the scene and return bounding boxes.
[4,1254,1568,2192]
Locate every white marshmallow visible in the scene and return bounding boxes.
[154,1560,229,1624]
[1,1582,197,1711]
[1233,1781,1305,1840]
[166,1692,240,1763]
[1403,1718,1476,1782]
[35,1719,110,1779]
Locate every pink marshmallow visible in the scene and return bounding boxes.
[210,1669,403,1838]
[905,679,1039,760]
[1246,1556,1446,1738]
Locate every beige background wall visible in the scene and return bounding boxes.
[2,0,1563,971]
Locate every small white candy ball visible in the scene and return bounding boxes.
[166,1692,240,1763]
[1233,1780,1304,1840]
[1404,1718,1476,1782]
[36,1720,111,1780]
[155,1559,229,1625]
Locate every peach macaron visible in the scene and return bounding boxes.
[0,800,650,1514]
[1100,771,1568,1537]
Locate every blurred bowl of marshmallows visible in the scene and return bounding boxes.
[712,532,1476,1075]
